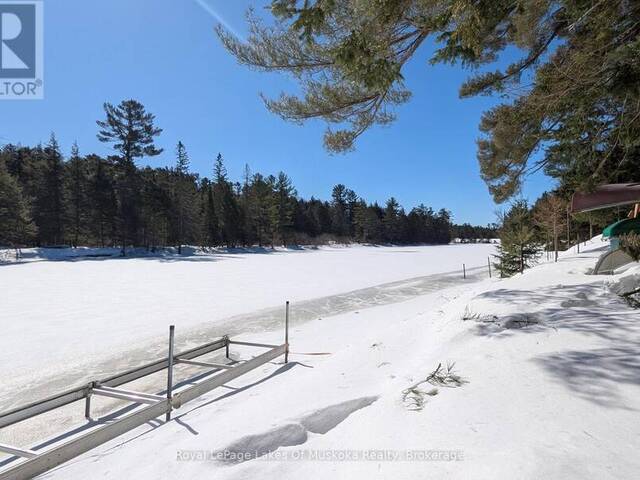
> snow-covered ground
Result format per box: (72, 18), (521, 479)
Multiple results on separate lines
(0, 245), (494, 394)
(3, 239), (640, 479)
(0, 244), (493, 410)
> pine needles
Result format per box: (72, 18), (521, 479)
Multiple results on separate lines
(402, 362), (466, 411)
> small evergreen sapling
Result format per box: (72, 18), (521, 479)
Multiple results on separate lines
(495, 200), (542, 277)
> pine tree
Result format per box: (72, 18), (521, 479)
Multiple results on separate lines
(495, 200), (541, 277)
(36, 133), (65, 245)
(172, 142), (198, 253)
(213, 154), (240, 247)
(344, 188), (358, 237)
(383, 197), (402, 243)
(0, 160), (36, 247)
(434, 208), (452, 244)
(273, 172), (297, 246)
(201, 180), (219, 246)
(139, 167), (172, 250)
(97, 100), (163, 168)
(249, 173), (274, 246)
(96, 99), (163, 254)
(64, 142), (88, 247)
(213, 153), (227, 184)
(2, 145), (42, 213)
(239, 164), (255, 246)
(175, 141), (189, 174)
(353, 199), (382, 243)
(219, 1), (640, 200)
(88, 155), (118, 247)
(330, 184), (349, 237)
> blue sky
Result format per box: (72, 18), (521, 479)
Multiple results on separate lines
(0, 0), (554, 225)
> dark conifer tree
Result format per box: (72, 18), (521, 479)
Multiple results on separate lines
(239, 164), (255, 246)
(383, 197), (402, 243)
(96, 99), (163, 254)
(97, 100), (163, 167)
(139, 167), (172, 250)
(201, 179), (219, 246)
(172, 141), (198, 253)
(64, 142), (88, 247)
(213, 154), (241, 247)
(0, 159), (36, 246)
(495, 200), (541, 277)
(273, 172), (296, 245)
(88, 155), (118, 247)
(36, 134), (65, 245)
(331, 184), (349, 237)
(248, 173), (275, 246)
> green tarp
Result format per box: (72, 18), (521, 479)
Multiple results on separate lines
(602, 218), (640, 238)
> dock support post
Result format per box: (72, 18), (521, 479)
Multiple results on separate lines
(487, 257), (492, 278)
(84, 384), (92, 421)
(463, 263), (466, 279)
(166, 325), (175, 422)
(285, 301), (290, 364)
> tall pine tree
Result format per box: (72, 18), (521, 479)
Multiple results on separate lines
(96, 99), (163, 254)
(213, 154), (240, 247)
(64, 142), (88, 247)
(36, 134), (65, 245)
(172, 141), (198, 253)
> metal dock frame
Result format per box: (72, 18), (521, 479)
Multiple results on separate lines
(0, 328), (288, 480)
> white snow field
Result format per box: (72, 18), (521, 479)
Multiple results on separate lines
(3, 239), (640, 479)
(0, 244), (494, 408)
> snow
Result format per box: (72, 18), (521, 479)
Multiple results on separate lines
(2, 239), (640, 479)
(0, 244), (493, 410)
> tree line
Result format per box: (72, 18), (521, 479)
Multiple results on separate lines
(0, 99), (494, 252)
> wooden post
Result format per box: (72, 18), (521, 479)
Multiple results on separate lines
(285, 301), (290, 364)
(487, 257), (492, 278)
(463, 263), (466, 279)
(225, 335), (230, 359)
(166, 325), (175, 422)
